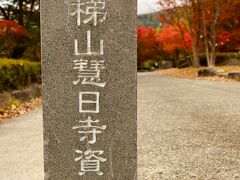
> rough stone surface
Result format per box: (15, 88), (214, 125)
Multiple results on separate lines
(41, 1), (137, 179)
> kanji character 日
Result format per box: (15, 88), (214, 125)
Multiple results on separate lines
(79, 91), (100, 113)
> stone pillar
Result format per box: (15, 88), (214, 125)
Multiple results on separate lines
(41, 0), (137, 179)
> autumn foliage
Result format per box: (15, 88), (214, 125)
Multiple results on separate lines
(0, 20), (26, 37)
(138, 0), (240, 67)
(156, 25), (191, 53)
(0, 20), (28, 58)
(137, 26), (157, 62)
(216, 0), (240, 52)
(0, 0), (40, 60)
(138, 24), (191, 62)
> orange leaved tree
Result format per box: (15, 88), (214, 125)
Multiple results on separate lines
(0, 20), (27, 58)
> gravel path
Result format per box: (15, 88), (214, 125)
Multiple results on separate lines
(138, 73), (240, 180)
(0, 73), (240, 180)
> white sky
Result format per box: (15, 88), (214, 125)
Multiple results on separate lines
(137, 0), (160, 15)
(0, 0), (160, 15)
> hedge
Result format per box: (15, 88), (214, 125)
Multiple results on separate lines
(0, 59), (41, 93)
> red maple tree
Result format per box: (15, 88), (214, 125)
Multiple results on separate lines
(216, 0), (240, 52)
(137, 26), (158, 62)
(0, 20), (26, 37)
(0, 20), (27, 58)
(156, 25), (191, 54)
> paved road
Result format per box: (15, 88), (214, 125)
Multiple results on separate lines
(138, 73), (240, 179)
(0, 73), (240, 179)
(0, 108), (44, 180)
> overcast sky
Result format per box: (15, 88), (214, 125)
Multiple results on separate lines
(0, 0), (160, 15)
(137, 0), (160, 15)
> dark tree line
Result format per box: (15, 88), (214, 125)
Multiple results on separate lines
(0, 0), (39, 26)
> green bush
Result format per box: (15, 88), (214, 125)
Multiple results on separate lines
(0, 59), (41, 93)
(138, 60), (157, 70)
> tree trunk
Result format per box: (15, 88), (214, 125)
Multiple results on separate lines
(189, 29), (200, 67)
(201, 0), (221, 68)
(192, 45), (200, 67)
(186, 0), (201, 67)
(17, 0), (24, 26)
(0, 6), (9, 19)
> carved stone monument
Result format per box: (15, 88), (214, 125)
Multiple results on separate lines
(41, 0), (137, 179)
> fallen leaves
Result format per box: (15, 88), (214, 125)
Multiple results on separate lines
(157, 67), (239, 82)
(0, 97), (42, 121)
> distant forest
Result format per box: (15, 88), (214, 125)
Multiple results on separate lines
(137, 12), (160, 28)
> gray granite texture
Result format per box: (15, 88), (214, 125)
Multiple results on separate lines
(41, 0), (137, 179)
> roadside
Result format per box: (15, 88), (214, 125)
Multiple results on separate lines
(0, 59), (42, 121)
(157, 66), (240, 82)
(0, 84), (42, 121)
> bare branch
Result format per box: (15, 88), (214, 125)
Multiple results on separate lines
(0, 5), (9, 19)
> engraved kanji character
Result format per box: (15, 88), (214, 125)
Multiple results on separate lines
(84, 0), (107, 26)
(71, 0), (107, 26)
(79, 91), (100, 113)
(74, 149), (107, 176)
(72, 116), (106, 144)
(73, 59), (106, 87)
(71, 0), (85, 26)
(74, 30), (104, 56)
